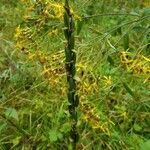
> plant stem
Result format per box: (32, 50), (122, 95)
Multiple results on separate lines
(63, 0), (79, 149)
(82, 13), (140, 19)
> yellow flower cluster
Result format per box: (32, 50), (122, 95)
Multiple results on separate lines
(80, 96), (114, 135)
(28, 50), (67, 94)
(14, 26), (33, 50)
(21, 0), (80, 21)
(76, 64), (99, 95)
(14, 0), (80, 52)
(20, 48), (114, 135)
(120, 51), (150, 82)
(102, 76), (112, 86)
(15, 0), (113, 135)
(25, 50), (100, 94)
(46, 2), (64, 19)
(142, 0), (150, 7)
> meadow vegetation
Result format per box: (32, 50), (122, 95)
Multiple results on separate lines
(0, 0), (150, 149)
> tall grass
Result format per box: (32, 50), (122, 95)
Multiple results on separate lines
(0, 0), (150, 149)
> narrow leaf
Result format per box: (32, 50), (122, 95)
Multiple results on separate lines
(122, 82), (135, 97)
(5, 107), (19, 121)
(107, 55), (114, 66)
(77, 20), (84, 35)
(123, 33), (129, 50)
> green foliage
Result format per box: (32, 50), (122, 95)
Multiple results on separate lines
(0, 0), (149, 149)
(140, 140), (150, 150)
(122, 82), (135, 98)
(5, 107), (19, 121)
(48, 129), (63, 142)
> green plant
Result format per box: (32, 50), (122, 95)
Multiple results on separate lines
(64, 0), (79, 149)
(0, 0), (150, 149)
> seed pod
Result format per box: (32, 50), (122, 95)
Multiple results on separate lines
(70, 33), (75, 50)
(64, 12), (69, 40)
(71, 111), (77, 121)
(65, 47), (72, 62)
(68, 105), (74, 115)
(70, 17), (75, 31)
(64, 28), (69, 40)
(123, 33), (129, 50)
(71, 65), (76, 77)
(70, 128), (79, 143)
(72, 51), (76, 63)
(67, 92), (74, 103)
(65, 0), (69, 10)
(74, 95), (79, 107)
(68, 78), (76, 91)
(64, 10), (69, 27)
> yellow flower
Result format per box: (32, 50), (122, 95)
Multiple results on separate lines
(103, 76), (112, 86)
(142, 0), (150, 7)
(48, 29), (58, 37)
(14, 26), (22, 38)
(28, 52), (36, 60)
(46, 2), (63, 19)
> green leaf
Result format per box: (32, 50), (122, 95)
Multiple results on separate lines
(12, 136), (21, 147)
(141, 8), (150, 16)
(48, 129), (63, 142)
(0, 122), (7, 133)
(48, 130), (58, 142)
(122, 82), (135, 98)
(60, 122), (71, 133)
(133, 123), (142, 132)
(140, 140), (150, 150)
(129, 11), (140, 16)
(5, 107), (19, 121)
(77, 20), (84, 35)
(57, 132), (63, 140)
(133, 26), (146, 32)
(107, 55), (114, 66)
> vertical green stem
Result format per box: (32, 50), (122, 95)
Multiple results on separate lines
(63, 0), (79, 149)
